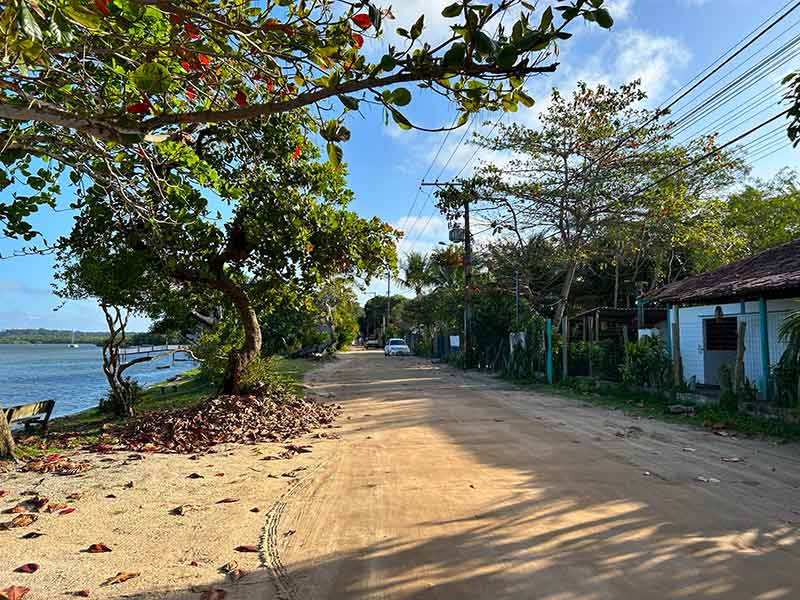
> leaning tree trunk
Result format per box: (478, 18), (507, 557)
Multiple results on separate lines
(553, 261), (578, 328)
(100, 304), (139, 417)
(0, 409), (16, 460)
(218, 278), (262, 396)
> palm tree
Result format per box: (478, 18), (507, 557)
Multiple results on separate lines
(399, 251), (429, 297)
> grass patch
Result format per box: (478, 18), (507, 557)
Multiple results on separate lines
(527, 377), (800, 442)
(13, 358), (317, 459)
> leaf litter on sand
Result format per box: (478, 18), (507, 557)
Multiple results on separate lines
(101, 571), (140, 586)
(0, 586), (30, 600)
(118, 382), (339, 453)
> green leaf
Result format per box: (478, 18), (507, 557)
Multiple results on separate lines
(18, 5), (43, 40)
(594, 9), (614, 29)
(443, 43), (466, 68)
(516, 90), (535, 108)
(390, 109), (412, 130)
(455, 111), (470, 128)
(442, 3), (462, 18)
(131, 62), (172, 94)
(327, 142), (343, 168)
(410, 15), (424, 39)
(495, 45), (518, 70)
(339, 95), (360, 111)
(379, 54), (397, 72)
(539, 7), (554, 31)
(474, 31), (494, 56)
(63, 5), (102, 30)
(390, 88), (412, 107)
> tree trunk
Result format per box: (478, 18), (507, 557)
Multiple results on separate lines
(219, 278), (262, 396)
(0, 409), (16, 460)
(613, 257), (620, 309)
(553, 260), (578, 328)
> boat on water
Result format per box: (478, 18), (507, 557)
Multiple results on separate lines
(67, 331), (80, 348)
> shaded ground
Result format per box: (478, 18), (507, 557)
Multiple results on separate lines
(273, 352), (800, 599)
(3, 351), (800, 599)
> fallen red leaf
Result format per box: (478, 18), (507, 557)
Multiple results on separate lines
(59, 507), (76, 516)
(351, 13), (372, 29)
(46, 503), (68, 513)
(235, 545), (258, 553)
(14, 564), (39, 574)
(87, 543), (112, 553)
(215, 472), (225, 477)
(43, 454), (61, 463)
(74, 590), (91, 597)
(0, 586), (30, 600)
(94, 0), (110, 16)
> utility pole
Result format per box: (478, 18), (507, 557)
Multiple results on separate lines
(421, 180), (474, 370)
(386, 268), (391, 341)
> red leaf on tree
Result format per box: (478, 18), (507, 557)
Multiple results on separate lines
(197, 55), (210, 67)
(292, 143), (302, 160)
(94, 0), (110, 16)
(59, 507), (76, 516)
(87, 543), (112, 553)
(126, 102), (151, 114)
(186, 88), (196, 101)
(184, 22), (201, 39)
(180, 60), (192, 71)
(169, 13), (182, 25)
(351, 13), (372, 30)
(352, 32), (364, 48)
(14, 564), (39, 574)
(235, 545), (258, 553)
(234, 91), (247, 107)
(0, 586), (30, 600)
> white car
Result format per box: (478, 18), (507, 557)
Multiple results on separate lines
(384, 338), (412, 356)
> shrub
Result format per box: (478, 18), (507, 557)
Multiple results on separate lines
(620, 335), (671, 389)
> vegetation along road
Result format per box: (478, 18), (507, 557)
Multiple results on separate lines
(272, 351), (800, 599)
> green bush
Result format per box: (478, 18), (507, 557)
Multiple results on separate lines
(620, 335), (671, 389)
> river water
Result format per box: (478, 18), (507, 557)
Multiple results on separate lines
(0, 344), (197, 419)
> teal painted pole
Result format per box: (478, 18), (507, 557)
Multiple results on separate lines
(546, 319), (553, 384)
(759, 298), (771, 400)
(666, 304), (672, 359)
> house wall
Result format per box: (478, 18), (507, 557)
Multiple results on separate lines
(674, 298), (798, 392)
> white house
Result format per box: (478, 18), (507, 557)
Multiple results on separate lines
(645, 239), (800, 398)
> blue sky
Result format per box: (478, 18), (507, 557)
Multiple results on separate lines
(1, 0), (797, 332)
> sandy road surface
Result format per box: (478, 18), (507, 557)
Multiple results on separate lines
(273, 351), (800, 600)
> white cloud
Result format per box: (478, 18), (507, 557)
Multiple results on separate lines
(613, 30), (691, 99)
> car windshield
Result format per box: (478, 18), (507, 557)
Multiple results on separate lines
(389, 339), (406, 346)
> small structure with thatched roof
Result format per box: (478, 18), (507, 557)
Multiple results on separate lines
(644, 239), (800, 397)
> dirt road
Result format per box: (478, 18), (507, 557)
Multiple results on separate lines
(271, 351), (800, 600)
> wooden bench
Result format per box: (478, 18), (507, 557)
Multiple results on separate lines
(4, 400), (55, 433)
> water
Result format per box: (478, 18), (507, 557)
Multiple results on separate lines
(0, 344), (197, 418)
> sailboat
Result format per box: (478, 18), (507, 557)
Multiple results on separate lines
(68, 330), (80, 348)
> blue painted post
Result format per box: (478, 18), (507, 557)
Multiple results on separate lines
(758, 298), (771, 400)
(546, 319), (553, 384)
(666, 304), (672, 359)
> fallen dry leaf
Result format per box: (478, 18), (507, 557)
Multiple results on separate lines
(216, 498), (239, 504)
(215, 472), (225, 477)
(4, 505), (26, 514)
(171, 505), (198, 516)
(188, 473), (204, 479)
(14, 564), (39, 574)
(0, 585), (30, 600)
(29, 497), (48, 511)
(67, 493), (82, 501)
(105, 494), (117, 499)
(235, 545), (258, 553)
(59, 507), (76, 516)
(20, 532), (44, 539)
(73, 590), (91, 597)
(87, 543), (112, 553)
(189, 560), (199, 567)
(46, 502), (68, 513)
(0, 490), (8, 498)
(101, 571), (140, 586)
(249, 507), (260, 513)
(10, 514), (37, 528)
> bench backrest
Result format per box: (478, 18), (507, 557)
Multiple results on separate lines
(4, 400), (55, 423)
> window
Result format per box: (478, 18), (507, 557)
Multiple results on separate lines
(705, 317), (738, 351)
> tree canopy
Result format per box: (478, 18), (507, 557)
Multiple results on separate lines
(0, 0), (617, 239)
